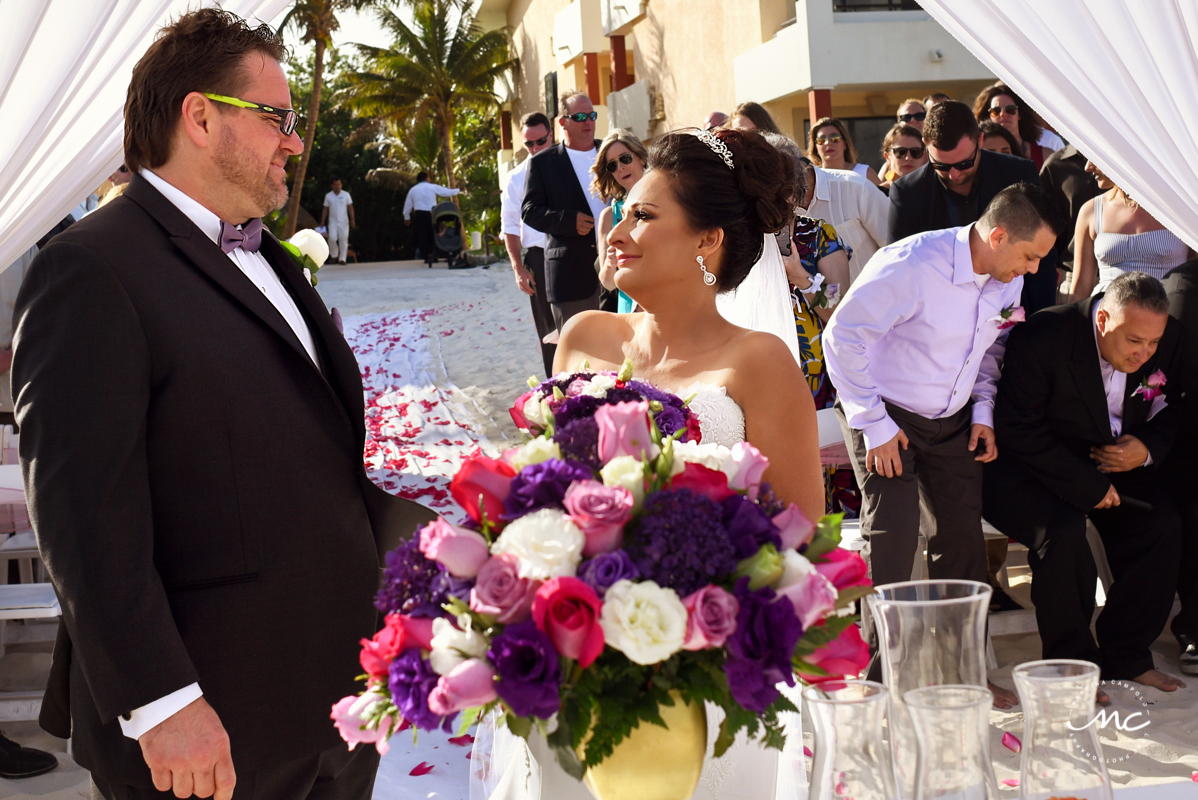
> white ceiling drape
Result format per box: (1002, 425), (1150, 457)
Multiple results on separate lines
(0, 0), (292, 269)
(916, 0), (1198, 252)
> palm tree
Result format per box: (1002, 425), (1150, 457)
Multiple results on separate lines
(276, 0), (382, 238)
(340, 0), (515, 191)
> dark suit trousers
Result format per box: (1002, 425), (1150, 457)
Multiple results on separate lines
(411, 210), (435, 264)
(1163, 445), (1198, 640)
(525, 247), (557, 377)
(90, 741), (378, 800)
(837, 401), (987, 588)
(982, 455), (1181, 678)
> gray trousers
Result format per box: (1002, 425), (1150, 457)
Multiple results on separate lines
(836, 400), (988, 589)
(550, 283), (602, 334)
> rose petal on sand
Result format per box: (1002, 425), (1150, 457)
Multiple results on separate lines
(803, 746), (813, 757)
(1001, 779), (1020, 788)
(1192, 772), (1198, 782)
(410, 762), (435, 776)
(449, 734), (476, 746)
(1002, 731), (1021, 753)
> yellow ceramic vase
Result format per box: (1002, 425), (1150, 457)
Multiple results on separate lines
(580, 694), (707, 800)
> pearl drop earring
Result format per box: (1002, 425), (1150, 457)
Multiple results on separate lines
(697, 255), (716, 286)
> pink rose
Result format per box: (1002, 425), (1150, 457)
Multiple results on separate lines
(776, 569), (838, 630)
(450, 454), (517, 524)
(797, 623), (871, 685)
(419, 517), (491, 578)
(427, 658), (498, 716)
(997, 305), (1026, 330)
(470, 554), (540, 623)
(684, 414), (703, 444)
(670, 462), (735, 502)
(566, 378), (590, 397)
(331, 693), (398, 756)
(773, 504), (815, 551)
(1133, 369), (1168, 401)
(596, 401), (660, 463)
(681, 585), (739, 650)
(813, 548), (870, 590)
(532, 577), (605, 667)
(563, 480), (633, 556)
(727, 442), (769, 498)
(359, 614), (435, 678)
(510, 391), (534, 429)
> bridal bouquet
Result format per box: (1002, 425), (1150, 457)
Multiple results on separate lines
(332, 363), (872, 775)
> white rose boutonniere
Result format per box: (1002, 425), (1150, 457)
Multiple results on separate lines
(283, 228), (330, 287)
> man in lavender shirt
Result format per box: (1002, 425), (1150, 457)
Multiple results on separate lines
(825, 183), (1059, 657)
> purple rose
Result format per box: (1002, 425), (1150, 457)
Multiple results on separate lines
(577, 550), (640, 597)
(487, 620), (562, 719)
(725, 580), (803, 712)
(470, 554), (540, 623)
(389, 649), (455, 731)
(722, 495), (781, 559)
(563, 480), (634, 556)
(681, 585), (739, 650)
(504, 459), (594, 519)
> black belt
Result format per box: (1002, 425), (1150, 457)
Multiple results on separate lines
(527, 246), (543, 253)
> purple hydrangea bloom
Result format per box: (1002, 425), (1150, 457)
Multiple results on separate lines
(725, 579), (803, 712)
(577, 550), (640, 597)
(488, 620), (562, 718)
(553, 417), (601, 471)
(389, 649), (455, 731)
(375, 534), (460, 617)
(722, 495), (782, 559)
(503, 459), (593, 518)
(627, 489), (737, 597)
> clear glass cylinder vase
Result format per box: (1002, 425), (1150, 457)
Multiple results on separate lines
(1012, 660), (1113, 800)
(866, 580), (992, 800)
(803, 680), (896, 800)
(905, 685), (999, 800)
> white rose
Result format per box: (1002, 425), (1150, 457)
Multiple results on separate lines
(777, 549), (817, 588)
(491, 508), (585, 580)
(600, 455), (646, 508)
(512, 438), (561, 470)
(429, 615), (489, 675)
(522, 395), (548, 428)
(670, 441), (734, 477)
(599, 580), (688, 665)
(580, 374), (617, 398)
(289, 228), (330, 268)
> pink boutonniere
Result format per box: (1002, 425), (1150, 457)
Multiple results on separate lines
(1132, 369), (1167, 401)
(990, 304), (1026, 330)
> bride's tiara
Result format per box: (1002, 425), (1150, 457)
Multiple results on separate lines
(696, 129), (735, 170)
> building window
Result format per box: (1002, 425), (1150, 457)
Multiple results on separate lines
(832, 0), (921, 11)
(545, 72), (558, 118)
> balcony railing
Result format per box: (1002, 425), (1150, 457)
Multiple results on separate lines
(833, 0), (921, 11)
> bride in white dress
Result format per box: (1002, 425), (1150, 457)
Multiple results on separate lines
(473, 128), (824, 800)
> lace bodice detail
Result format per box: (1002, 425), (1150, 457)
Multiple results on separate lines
(675, 382), (746, 447)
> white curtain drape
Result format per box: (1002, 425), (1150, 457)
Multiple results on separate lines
(915, 0), (1198, 253)
(0, 0), (292, 269)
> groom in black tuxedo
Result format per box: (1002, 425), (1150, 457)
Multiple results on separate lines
(982, 272), (1185, 689)
(13, 10), (433, 799)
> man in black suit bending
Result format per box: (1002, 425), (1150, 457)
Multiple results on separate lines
(982, 272), (1185, 691)
(13, 10), (434, 799)
(522, 90), (606, 331)
(888, 101), (1058, 314)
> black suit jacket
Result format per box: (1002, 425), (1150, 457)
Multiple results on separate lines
(991, 295), (1182, 511)
(1163, 260), (1198, 445)
(13, 175), (435, 786)
(1039, 144), (1101, 272)
(888, 148), (1058, 313)
(521, 140), (602, 305)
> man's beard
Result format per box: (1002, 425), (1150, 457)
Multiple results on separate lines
(213, 126), (289, 215)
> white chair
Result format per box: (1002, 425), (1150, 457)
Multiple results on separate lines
(0, 530), (43, 584)
(0, 583), (60, 723)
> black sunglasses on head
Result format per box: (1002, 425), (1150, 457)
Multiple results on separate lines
(605, 152), (635, 173)
(988, 104), (1019, 118)
(524, 133), (550, 148)
(889, 145), (925, 159)
(898, 111), (927, 123)
(929, 144), (980, 173)
(563, 111), (598, 123)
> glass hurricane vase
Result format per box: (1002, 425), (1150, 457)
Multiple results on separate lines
(905, 685), (999, 800)
(804, 679), (897, 800)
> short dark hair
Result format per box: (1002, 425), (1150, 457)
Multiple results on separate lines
(979, 182), (1065, 241)
(922, 101), (979, 150)
(520, 112), (551, 132)
(979, 121), (1022, 155)
(124, 8), (288, 173)
(331, 176), (342, 184)
(1101, 272), (1170, 316)
(417, 171), (429, 183)
(923, 92), (952, 107)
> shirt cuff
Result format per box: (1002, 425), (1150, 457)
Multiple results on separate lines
(861, 416), (901, 452)
(970, 402), (994, 430)
(119, 683), (203, 740)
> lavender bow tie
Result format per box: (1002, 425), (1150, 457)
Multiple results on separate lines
(218, 218), (263, 254)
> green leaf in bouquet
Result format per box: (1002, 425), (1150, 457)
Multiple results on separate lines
(457, 704), (490, 736)
(505, 712), (532, 740)
(804, 513), (845, 560)
(791, 656), (829, 678)
(793, 614), (857, 657)
(835, 585), (875, 610)
(547, 720), (586, 780)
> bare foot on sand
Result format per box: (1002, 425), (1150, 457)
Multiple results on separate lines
(1132, 669), (1186, 692)
(989, 681), (1018, 709)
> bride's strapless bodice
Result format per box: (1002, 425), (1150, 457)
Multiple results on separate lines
(674, 382), (745, 448)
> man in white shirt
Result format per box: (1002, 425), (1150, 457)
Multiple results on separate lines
(321, 177), (354, 264)
(796, 159), (889, 285)
(403, 171), (461, 266)
(501, 112), (556, 376)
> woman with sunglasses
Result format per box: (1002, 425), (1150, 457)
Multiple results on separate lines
(807, 117), (882, 187)
(971, 82), (1056, 169)
(878, 123), (927, 193)
(591, 129), (650, 313)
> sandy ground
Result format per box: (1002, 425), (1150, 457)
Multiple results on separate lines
(1, 259), (1194, 799)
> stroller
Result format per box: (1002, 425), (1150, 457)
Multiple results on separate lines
(432, 201), (470, 269)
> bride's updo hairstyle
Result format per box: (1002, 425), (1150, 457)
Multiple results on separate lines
(647, 128), (794, 292)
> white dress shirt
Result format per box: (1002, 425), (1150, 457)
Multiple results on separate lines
(799, 166), (890, 285)
(124, 169), (321, 739)
(824, 225), (1024, 450)
(403, 181), (460, 219)
(500, 159), (546, 249)
(565, 146), (607, 222)
(323, 190), (353, 228)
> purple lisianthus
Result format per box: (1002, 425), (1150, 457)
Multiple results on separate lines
(503, 459), (593, 519)
(376, 536), (464, 617)
(652, 404), (686, 438)
(487, 620), (562, 719)
(627, 489), (737, 597)
(577, 550), (640, 597)
(725, 579), (803, 712)
(553, 417), (601, 471)
(722, 494), (781, 560)
(389, 649), (455, 731)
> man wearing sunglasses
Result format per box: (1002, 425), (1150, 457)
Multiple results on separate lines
(888, 101), (1058, 314)
(12, 9), (434, 800)
(522, 91), (607, 330)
